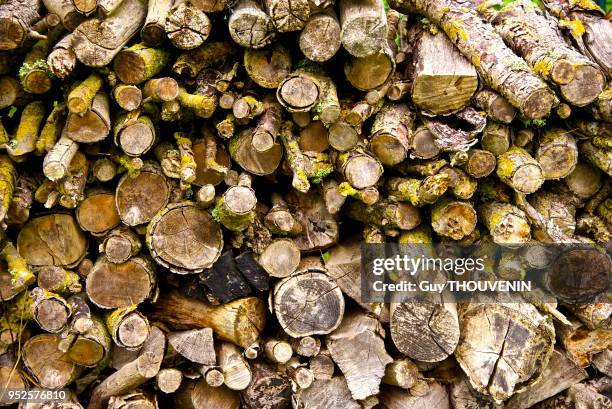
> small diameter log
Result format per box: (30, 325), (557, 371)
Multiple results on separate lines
(0, 76), (22, 110)
(410, 126), (441, 160)
(200, 250), (252, 303)
(37, 266), (82, 294)
(411, 29), (478, 115)
(455, 298), (555, 401)
(0, 366), (27, 406)
(243, 361), (292, 409)
(299, 121), (330, 153)
(472, 88), (516, 124)
(17, 213), (87, 267)
(18, 29), (57, 95)
(390, 0), (556, 120)
(423, 106), (485, 153)
(296, 377), (360, 409)
(150, 289), (266, 348)
(72, 0), (147, 67)
(177, 87), (216, 118)
(368, 103), (413, 166)
(30, 287), (71, 332)
(65, 317), (111, 367)
(347, 198), (421, 232)
(461, 148), (496, 178)
(286, 190), (340, 252)
(535, 128), (578, 179)
(76, 189), (120, 236)
(336, 149), (383, 190)
(114, 112), (156, 157)
(114, 44), (170, 85)
(143, 77), (179, 102)
(175, 380), (240, 409)
(41, 0), (82, 30)
(291, 336), (321, 357)
(115, 162), (170, 226)
(264, 0), (310, 32)
(213, 184), (257, 232)
(497, 147), (544, 194)
(67, 73), (103, 116)
(87, 326), (165, 409)
(47, 34), (77, 79)
(481, 121), (511, 156)
(0, 0), (41, 51)
(228, 0), (274, 49)
(327, 311), (392, 400)
(0, 155), (16, 224)
(386, 173), (450, 207)
(310, 353), (335, 380)
(166, 1), (211, 50)
(193, 132), (232, 185)
(106, 306), (150, 350)
(42, 136), (77, 181)
(259, 238), (301, 278)
(141, 0), (172, 46)
(480, 0), (605, 107)
(23, 333), (79, 389)
(233, 95), (264, 120)
(264, 338), (293, 364)
(34, 102), (65, 156)
(273, 267), (344, 338)
(230, 128), (282, 176)
(479, 201), (531, 245)
(580, 140), (612, 178)
(244, 45), (291, 90)
(6, 101), (45, 160)
(168, 328), (216, 365)
(101, 227), (140, 264)
(299, 8), (341, 62)
(157, 368), (183, 394)
(382, 358), (419, 390)
(86, 255), (156, 309)
(264, 194), (303, 235)
(430, 198), (477, 240)
(505, 349), (587, 409)
(62, 92), (111, 143)
(113, 85), (142, 112)
(216, 341), (252, 390)
(339, 0), (387, 58)
(147, 202), (223, 274)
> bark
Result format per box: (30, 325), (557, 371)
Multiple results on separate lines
(6, 101), (45, 160)
(299, 7), (341, 62)
(481, 121), (511, 156)
(165, 1), (211, 50)
(146, 201), (223, 273)
(87, 326), (165, 409)
(173, 41), (237, 78)
(386, 173), (451, 207)
(62, 92), (111, 143)
(347, 198), (421, 232)
(114, 112), (156, 157)
(368, 103), (413, 166)
(339, 0), (387, 58)
(411, 28), (478, 115)
(580, 140), (612, 177)
(47, 34), (76, 79)
(141, 0), (172, 46)
(228, 0), (275, 49)
(106, 306), (150, 350)
(0, 0), (42, 51)
(472, 88), (516, 124)
(149, 289), (266, 347)
(273, 266), (344, 338)
(72, 0), (147, 67)
(67, 73), (103, 116)
(114, 44), (170, 85)
(169, 328), (216, 365)
(85, 255), (156, 309)
(430, 198), (476, 240)
(497, 146), (545, 193)
(234, 251), (270, 292)
(479, 201), (531, 245)
(200, 250), (252, 303)
(115, 162), (170, 226)
(389, 0), (556, 119)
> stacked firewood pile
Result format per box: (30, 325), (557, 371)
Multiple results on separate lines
(0, 0), (610, 406)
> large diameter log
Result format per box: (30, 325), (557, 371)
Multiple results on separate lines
(299, 8), (342, 62)
(327, 311), (392, 400)
(244, 44), (292, 89)
(264, 0), (310, 32)
(480, 0), (605, 106)
(146, 202), (223, 274)
(149, 289), (266, 348)
(72, 0), (147, 67)
(86, 256), (156, 309)
(228, 0), (275, 49)
(243, 361), (292, 409)
(411, 29), (478, 115)
(339, 0), (387, 58)
(296, 377), (360, 409)
(175, 380), (239, 409)
(455, 298), (555, 402)
(165, 1), (211, 50)
(0, 0), (41, 51)
(17, 213), (87, 267)
(23, 333), (80, 389)
(285, 190), (340, 252)
(76, 189), (120, 236)
(389, 0), (556, 120)
(379, 382), (451, 409)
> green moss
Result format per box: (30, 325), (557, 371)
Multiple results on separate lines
(522, 118), (546, 127)
(210, 206), (221, 223)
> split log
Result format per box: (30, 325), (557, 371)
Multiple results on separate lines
(168, 328), (216, 365)
(296, 377), (360, 409)
(273, 265), (344, 338)
(216, 341), (252, 390)
(339, 0), (387, 58)
(115, 162), (170, 226)
(455, 296), (556, 401)
(327, 311), (392, 400)
(146, 202), (223, 273)
(149, 289), (266, 348)
(87, 326), (165, 409)
(72, 0), (147, 67)
(86, 255), (156, 309)
(228, 0), (275, 49)
(389, 0), (556, 120)
(299, 8), (341, 62)
(411, 28), (478, 115)
(62, 92), (111, 143)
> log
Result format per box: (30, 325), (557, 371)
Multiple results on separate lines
(200, 250), (252, 303)
(472, 88), (516, 124)
(243, 361), (292, 409)
(106, 306), (150, 350)
(497, 147), (545, 194)
(389, 0), (556, 120)
(535, 128), (578, 179)
(114, 44), (170, 85)
(23, 333), (80, 389)
(165, 1), (211, 50)
(430, 198), (476, 240)
(114, 112), (156, 157)
(157, 368), (183, 394)
(259, 238), (301, 278)
(62, 92), (111, 143)
(76, 189), (120, 236)
(285, 190), (339, 252)
(296, 377), (360, 409)
(216, 341), (252, 390)
(72, 0), (147, 67)
(149, 289), (266, 348)
(141, 0), (172, 46)
(168, 328), (216, 365)
(101, 226), (140, 264)
(65, 317), (111, 367)
(174, 379), (239, 409)
(479, 201), (531, 245)
(299, 7), (342, 62)
(339, 0), (387, 58)
(228, 0), (275, 49)
(244, 44), (292, 89)
(0, 0), (41, 51)
(379, 382), (451, 409)
(369, 103), (413, 166)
